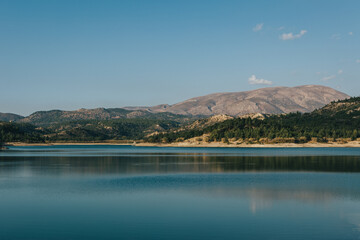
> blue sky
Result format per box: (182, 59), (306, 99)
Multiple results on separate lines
(1, 0), (359, 115)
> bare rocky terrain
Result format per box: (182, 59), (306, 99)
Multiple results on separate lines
(141, 85), (349, 116)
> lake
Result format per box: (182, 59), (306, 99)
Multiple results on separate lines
(1, 145), (360, 240)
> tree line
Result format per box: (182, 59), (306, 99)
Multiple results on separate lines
(0, 118), (182, 143)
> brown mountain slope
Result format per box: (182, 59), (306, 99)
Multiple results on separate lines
(145, 85), (349, 116)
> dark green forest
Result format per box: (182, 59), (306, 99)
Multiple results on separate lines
(0, 118), (181, 143)
(0, 122), (44, 143)
(44, 118), (180, 142)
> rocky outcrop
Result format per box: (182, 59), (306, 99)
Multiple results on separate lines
(187, 114), (234, 130)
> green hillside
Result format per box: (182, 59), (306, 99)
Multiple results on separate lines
(17, 108), (197, 126)
(0, 122), (44, 143)
(43, 118), (180, 142)
(0, 118), (184, 143)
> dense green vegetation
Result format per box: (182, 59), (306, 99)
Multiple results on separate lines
(146, 97), (360, 143)
(0, 122), (44, 143)
(16, 109), (197, 126)
(0, 118), (183, 143)
(43, 118), (180, 141)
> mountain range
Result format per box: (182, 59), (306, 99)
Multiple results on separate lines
(0, 85), (349, 125)
(132, 85), (349, 116)
(1, 95), (358, 144)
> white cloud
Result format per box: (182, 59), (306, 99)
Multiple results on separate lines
(248, 75), (272, 85)
(356, 59), (360, 63)
(331, 34), (341, 40)
(280, 30), (307, 40)
(278, 26), (285, 31)
(253, 23), (264, 32)
(349, 32), (353, 36)
(321, 75), (336, 81)
(319, 69), (343, 82)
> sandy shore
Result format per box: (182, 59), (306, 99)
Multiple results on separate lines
(5, 142), (134, 147)
(136, 141), (360, 148)
(5, 141), (360, 148)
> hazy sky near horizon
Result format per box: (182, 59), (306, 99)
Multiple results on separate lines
(1, 0), (359, 115)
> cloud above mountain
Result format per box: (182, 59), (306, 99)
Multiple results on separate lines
(280, 30), (307, 40)
(321, 75), (336, 82)
(248, 75), (272, 85)
(253, 23), (264, 32)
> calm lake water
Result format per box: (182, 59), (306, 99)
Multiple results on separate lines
(1, 145), (360, 240)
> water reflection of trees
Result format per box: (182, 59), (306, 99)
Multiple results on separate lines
(1, 155), (360, 175)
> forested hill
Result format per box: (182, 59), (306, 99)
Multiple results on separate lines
(0, 113), (24, 122)
(146, 97), (360, 144)
(0, 118), (184, 143)
(0, 108), (199, 144)
(313, 97), (360, 116)
(17, 108), (197, 126)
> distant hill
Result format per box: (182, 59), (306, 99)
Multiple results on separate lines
(18, 108), (196, 126)
(136, 85), (349, 116)
(0, 113), (24, 122)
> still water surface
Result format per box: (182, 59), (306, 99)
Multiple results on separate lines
(1, 145), (360, 239)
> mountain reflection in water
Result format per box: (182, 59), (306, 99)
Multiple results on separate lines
(1, 154), (360, 176)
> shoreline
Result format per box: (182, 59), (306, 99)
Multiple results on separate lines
(136, 142), (360, 148)
(5, 141), (360, 148)
(5, 142), (134, 147)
